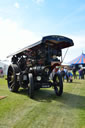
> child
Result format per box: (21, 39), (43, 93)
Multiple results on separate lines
(67, 70), (73, 82)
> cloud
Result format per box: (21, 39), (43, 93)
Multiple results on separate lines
(68, 35), (85, 49)
(33, 0), (44, 4)
(62, 34), (85, 63)
(14, 2), (20, 8)
(0, 17), (40, 60)
(0, 17), (85, 64)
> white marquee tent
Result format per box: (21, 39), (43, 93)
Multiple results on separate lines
(0, 60), (10, 75)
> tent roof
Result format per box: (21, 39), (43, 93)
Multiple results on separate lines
(69, 53), (85, 65)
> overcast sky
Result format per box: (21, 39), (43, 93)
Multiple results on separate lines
(0, 0), (85, 63)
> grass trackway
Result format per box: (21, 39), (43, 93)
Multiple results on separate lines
(0, 77), (85, 128)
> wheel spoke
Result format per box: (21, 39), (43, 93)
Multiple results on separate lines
(9, 71), (13, 75)
(10, 83), (14, 89)
(9, 80), (13, 84)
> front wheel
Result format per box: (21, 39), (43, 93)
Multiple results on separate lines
(28, 73), (34, 98)
(53, 73), (63, 96)
(7, 64), (20, 92)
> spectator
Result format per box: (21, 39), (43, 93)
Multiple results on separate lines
(81, 68), (84, 79)
(0, 68), (4, 77)
(67, 70), (73, 82)
(72, 67), (77, 79)
(65, 68), (69, 82)
(78, 68), (84, 79)
(78, 68), (82, 79)
(61, 67), (65, 81)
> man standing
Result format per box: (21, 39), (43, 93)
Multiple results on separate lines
(72, 67), (77, 79)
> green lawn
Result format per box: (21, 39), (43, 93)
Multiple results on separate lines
(0, 77), (85, 128)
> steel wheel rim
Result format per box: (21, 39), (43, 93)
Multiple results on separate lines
(8, 67), (15, 90)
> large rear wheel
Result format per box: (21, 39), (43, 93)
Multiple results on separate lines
(7, 64), (20, 92)
(28, 73), (34, 98)
(53, 73), (63, 96)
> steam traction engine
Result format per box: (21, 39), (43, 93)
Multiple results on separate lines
(7, 35), (74, 98)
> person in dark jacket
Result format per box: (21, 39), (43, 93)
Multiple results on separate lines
(61, 67), (65, 81)
(72, 67), (77, 79)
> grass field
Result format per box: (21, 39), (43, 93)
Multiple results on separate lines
(0, 77), (85, 128)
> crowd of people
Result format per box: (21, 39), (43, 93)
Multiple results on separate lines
(60, 67), (73, 83)
(59, 66), (85, 83)
(49, 65), (85, 83)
